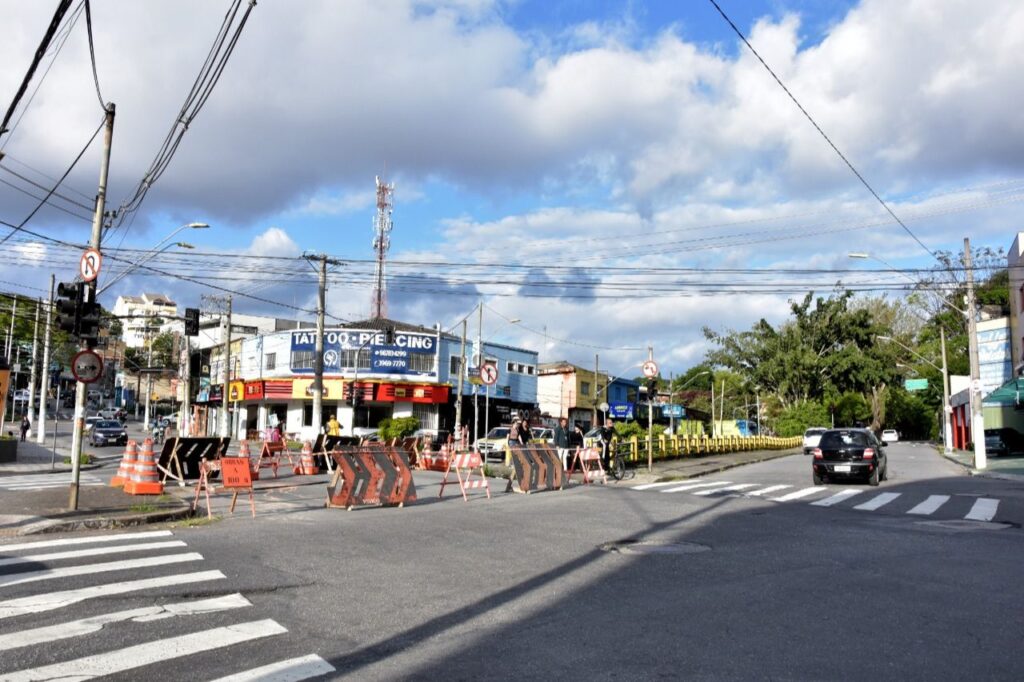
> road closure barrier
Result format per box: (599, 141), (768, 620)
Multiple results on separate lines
(507, 443), (564, 494)
(157, 437), (231, 485)
(294, 441), (318, 475)
(192, 456), (256, 519)
(124, 438), (163, 495)
(109, 440), (138, 487)
(439, 451), (491, 502)
(567, 446), (606, 485)
(257, 440), (292, 478)
(326, 444), (416, 510)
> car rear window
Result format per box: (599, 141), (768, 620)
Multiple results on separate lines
(805, 428), (826, 436)
(96, 421), (121, 429)
(819, 431), (871, 448)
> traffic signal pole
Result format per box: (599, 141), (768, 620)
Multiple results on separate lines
(69, 103), (114, 511)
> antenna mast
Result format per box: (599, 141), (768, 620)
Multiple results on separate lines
(371, 175), (394, 319)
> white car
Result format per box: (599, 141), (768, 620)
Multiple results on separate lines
(84, 416), (103, 433)
(803, 427), (827, 454)
(881, 429), (899, 443)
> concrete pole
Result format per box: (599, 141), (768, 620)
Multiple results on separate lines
(26, 298), (39, 435)
(220, 296), (232, 439)
(70, 102), (114, 511)
(312, 255), (326, 437)
(144, 324), (153, 429)
(646, 346), (653, 473)
(474, 302), (482, 444)
(37, 275), (54, 443)
(592, 353), (599, 426)
(181, 334), (191, 436)
(963, 238), (986, 469)
(940, 327), (952, 455)
(454, 319), (467, 436)
(5, 294), (16, 359)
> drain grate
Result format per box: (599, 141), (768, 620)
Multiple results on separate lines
(599, 539), (711, 555)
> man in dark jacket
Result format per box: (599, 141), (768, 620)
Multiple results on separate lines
(554, 417), (570, 469)
(599, 420), (615, 470)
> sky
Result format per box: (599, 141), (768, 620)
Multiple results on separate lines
(2, 0), (1023, 379)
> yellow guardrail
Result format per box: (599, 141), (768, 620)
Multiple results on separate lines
(618, 434), (801, 463)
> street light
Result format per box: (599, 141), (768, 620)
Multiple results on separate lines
(98, 222), (209, 294)
(877, 334), (952, 454)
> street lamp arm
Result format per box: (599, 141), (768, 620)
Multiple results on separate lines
(876, 335), (943, 373)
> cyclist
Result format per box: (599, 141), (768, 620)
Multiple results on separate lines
(599, 420), (615, 470)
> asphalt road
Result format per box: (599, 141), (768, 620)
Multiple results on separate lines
(2, 442), (1023, 680)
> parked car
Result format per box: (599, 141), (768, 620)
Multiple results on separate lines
(982, 428), (1024, 457)
(811, 428), (888, 486)
(803, 427), (828, 454)
(531, 427), (554, 444)
(881, 429), (899, 443)
(475, 426), (511, 461)
(83, 416), (103, 433)
(90, 419), (128, 447)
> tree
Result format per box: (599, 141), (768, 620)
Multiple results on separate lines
(150, 332), (178, 370)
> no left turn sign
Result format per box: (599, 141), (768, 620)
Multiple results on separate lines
(642, 360), (659, 378)
(80, 248), (102, 282)
(479, 364), (499, 386)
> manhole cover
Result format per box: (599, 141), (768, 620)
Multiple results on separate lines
(599, 539), (711, 555)
(916, 520), (1013, 532)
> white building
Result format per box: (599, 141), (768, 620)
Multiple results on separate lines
(112, 293), (178, 348)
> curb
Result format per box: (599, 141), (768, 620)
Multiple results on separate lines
(629, 448), (800, 485)
(12, 502), (193, 536)
(939, 451), (1024, 482)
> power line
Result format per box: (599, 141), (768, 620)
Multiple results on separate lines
(706, 0), (938, 261)
(83, 0), (105, 108)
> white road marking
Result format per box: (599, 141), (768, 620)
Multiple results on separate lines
(660, 481), (731, 493)
(0, 619), (287, 681)
(0, 552), (204, 588)
(631, 482), (682, 491)
(854, 493), (901, 511)
(0, 530), (173, 552)
(0, 593), (251, 652)
(0, 541), (188, 567)
(744, 484), (791, 497)
(209, 654), (337, 682)
(906, 495), (950, 516)
(0, 570), (225, 619)
(810, 489), (863, 507)
(692, 483), (758, 496)
(774, 487), (826, 502)
(964, 498), (999, 521)
(0, 474), (105, 491)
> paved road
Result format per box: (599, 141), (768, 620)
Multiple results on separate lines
(2, 442), (1022, 680)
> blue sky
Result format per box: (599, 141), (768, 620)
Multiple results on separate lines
(2, 0), (1023, 375)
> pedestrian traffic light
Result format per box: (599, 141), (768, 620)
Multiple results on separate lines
(55, 282), (83, 337)
(78, 288), (100, 348)
(184, 307), (199, 336)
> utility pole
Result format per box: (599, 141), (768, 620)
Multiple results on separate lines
(940, 327), (952, 455)
(27, 299), (39, 436)
(144, 320), (154, 430)
(221, 296), (232, 439)
(454, 319), (467, 436)
(5, 294), (16, 359)
(70, 102), (114, 511)
(303, 253), (341, 438)
(474, 302), (483, 444)
(181, 334), (190, 436)
(964, 238), (986, 469)
(646, 346), (654, 473)
(592, 353), (599, 426)
(37, 275), (54, 443)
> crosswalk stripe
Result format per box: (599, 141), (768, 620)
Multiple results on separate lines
(0, 570), (226, 619)
(0, 530), (173, 552)
(692, 483), (758, 496)
(745, 484), (790, 497)
(964, 498), (999, 521)
(811, 489), (863, 507)
(631, 482), (681, 491)
(4, 482), (105, 490)
(209, 654), (337, 682)
(774, 487), (825, 502)
(906, 495), (950, 516)
(0, 541), (188, 567)
(660, 481), (731, 493)
(0, 552), (204, 588)
(854, 492), (901, 511)
(1, 618), (288, 681)
(0, 593), (251, 652)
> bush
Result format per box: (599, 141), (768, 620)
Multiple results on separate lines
(775, 401), (831, 438)
(379, 416), (420, 442)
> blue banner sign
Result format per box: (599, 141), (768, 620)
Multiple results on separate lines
(290, 329), (436, 376)
(661, 404), (684, 418)
(608, 402), (634, 419)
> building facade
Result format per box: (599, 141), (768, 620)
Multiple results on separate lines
(112, 293), (178, 348)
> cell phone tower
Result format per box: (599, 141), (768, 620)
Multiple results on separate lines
(371, 175), (394, 319)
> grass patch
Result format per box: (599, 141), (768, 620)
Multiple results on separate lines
(171, 515), (220, 528)
(129, 502), (158, 514)
(61, 454), (94, 466)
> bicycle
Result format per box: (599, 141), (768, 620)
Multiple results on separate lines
(605, 441), (633, 481)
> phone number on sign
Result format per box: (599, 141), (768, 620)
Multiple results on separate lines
(375, 349), (408, 358)
(375, 360), (408, 368)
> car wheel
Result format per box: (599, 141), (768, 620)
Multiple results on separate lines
(868, 466), (880, 487)
(812, 470), (823, 486)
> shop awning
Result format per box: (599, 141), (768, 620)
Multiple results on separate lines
(982, 378), (1024, 407)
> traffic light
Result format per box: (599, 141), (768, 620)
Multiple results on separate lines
(646, 379), (658, 401)
(55, 282), (83, 338)
(184, 307), (199, 336)
(349, 382), (364, 408)
(78, 289), (100, 348)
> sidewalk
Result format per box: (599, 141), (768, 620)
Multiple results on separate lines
(621, 447), (801, 486)
(941, 448), (1024, 482)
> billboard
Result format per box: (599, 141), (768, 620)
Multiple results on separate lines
(290, 329), (436, 377)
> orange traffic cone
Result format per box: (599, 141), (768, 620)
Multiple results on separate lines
(124, 438), (164, 495)
(239, 440), (257, 480)
(110, 440), (138, 487)
(294, 440), (317, 475)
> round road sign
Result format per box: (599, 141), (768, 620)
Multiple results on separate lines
(79, 248), (102, 282)
(642, 360), (659, 378)
(599, 401), (609, 413)
(71, 349), (103, 384)
(479, 364), (499, 386)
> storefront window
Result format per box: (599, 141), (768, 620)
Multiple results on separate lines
(291, 350), (315, 370)
(408, 353), (435, 373)
(342, 349), (371, 369)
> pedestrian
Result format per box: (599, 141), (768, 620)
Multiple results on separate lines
(599, 419), (615, 470)
(508, 416), (526, 446)
(519, 413), (533, 444)
(19, 416), (30, 442)
(570, 421), (585, 450)
(554, 416), (570, 469)
(326, 414), (342, 437)
(459, 423), (469, 448)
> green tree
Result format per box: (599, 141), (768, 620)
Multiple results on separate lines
(775, 401), (830, 437)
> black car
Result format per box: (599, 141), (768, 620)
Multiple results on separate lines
(90, 419), (128, 447)
(811, 428), (888, 486)
(984, 428), (1024, 457)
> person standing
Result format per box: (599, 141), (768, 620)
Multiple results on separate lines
(509, 416), (526, 446)
(326, 414), (342, 437)
(599, 420), (615, 470)
(19, 416), (30, 442)
(554, 417), (570, 469)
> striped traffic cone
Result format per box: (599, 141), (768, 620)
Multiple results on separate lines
(124, 437), (164, 495)
(294, 440), (317, 475)
(109, 440), (138, 487)
(239, 440), (257, 480)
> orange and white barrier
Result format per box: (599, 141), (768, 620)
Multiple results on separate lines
(109, 440), (138, 487)
(439, 451), (491, 501)
(192, 456), (256, 519)
(567, 446), (606, 485)
(124, 438), (164, 495)
(294, 440), (318, 475)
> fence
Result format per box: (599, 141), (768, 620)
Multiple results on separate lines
(618, 433), (801, 464)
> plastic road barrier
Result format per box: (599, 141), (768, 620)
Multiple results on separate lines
(439, 451), (491, 502)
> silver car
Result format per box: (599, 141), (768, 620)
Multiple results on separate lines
(803, 427), (827, 454)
